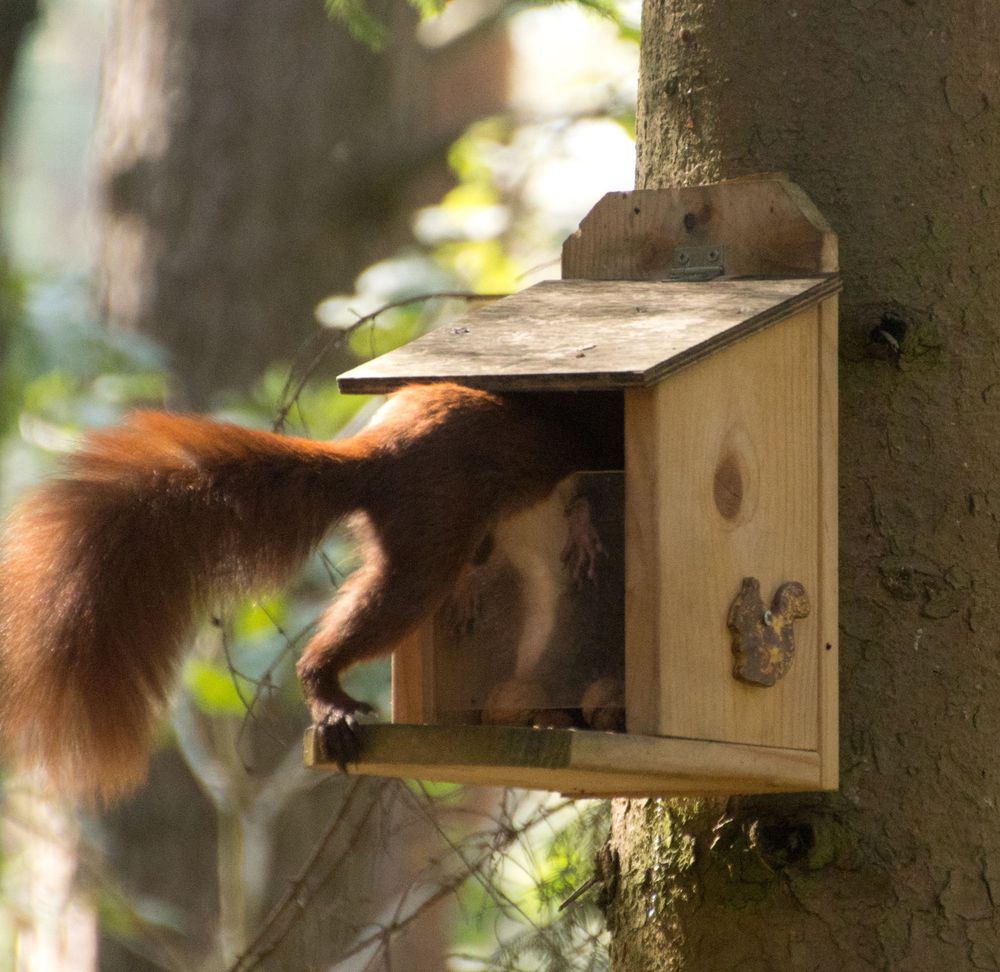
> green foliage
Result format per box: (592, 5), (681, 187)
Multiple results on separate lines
(557, 0), (640, 43)
(407, 778), (463, 799)
(325, 0), (387, 50)
(94, 884), (192, 944)
(0, 276), (169, 510)
(252, 365), (372, 440)
(0, 264), (26, 434)
(312, 249), (504, 401)
(292, 26), (636, 961)
(326, 0), (637, 50)
(232, 595), (288, 640)
(324, 0), (450, 51)
(0, 6), (639, 966)
(0, 272), (381, 727)
(534, 802), (609, 909)
(408, 0), (447, 18)
(447, 800), (610, 970)
(184, 658), (250, 717)
(345, 300), (428, 360)
(93, 890), (141, 940)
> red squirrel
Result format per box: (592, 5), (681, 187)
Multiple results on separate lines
(0, 382), (595, 799)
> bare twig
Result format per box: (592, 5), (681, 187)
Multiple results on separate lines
(330, 789), (592, 970)
(212, 606), (316, 764)
(558, 875), (601, 912)
(330, 841), (497, 968)
(403, 785), (571, 942)
(273, 290), (505, 433)
(227, 777), (390, 972)
(223, 777), (604, 972)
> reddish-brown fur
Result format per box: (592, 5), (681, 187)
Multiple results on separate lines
(0, 383), (584, 799)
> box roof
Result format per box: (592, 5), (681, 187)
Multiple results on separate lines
(337, 275), (840, 394)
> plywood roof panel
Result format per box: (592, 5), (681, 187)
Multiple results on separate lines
(338, 276), (841, 393)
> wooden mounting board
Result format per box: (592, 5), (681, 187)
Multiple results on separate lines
(304, 725), (823, 797)
(562, 177), (839, 280)
(337, 276), (840, 394)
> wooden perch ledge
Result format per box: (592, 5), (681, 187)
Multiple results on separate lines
(304, 724), (823, 798)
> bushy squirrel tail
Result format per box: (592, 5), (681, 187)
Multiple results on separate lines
(0, 412), (368, 799)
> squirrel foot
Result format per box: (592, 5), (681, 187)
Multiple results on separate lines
(310, 692), (374, 771)
(443, 564), (481, 634)
(560, 496), (604, 585)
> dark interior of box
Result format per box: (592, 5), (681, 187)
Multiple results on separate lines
(509, 388), (626, 471)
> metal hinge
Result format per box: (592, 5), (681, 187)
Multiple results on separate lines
(669, 244), (725, 281)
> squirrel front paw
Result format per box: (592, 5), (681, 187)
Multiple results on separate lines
(308, 691), (374, 771)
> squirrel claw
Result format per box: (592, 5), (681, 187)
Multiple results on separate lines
(561, 496), (604, 586)
(313, 697), (374, 771)
(444, 565), (481, 634)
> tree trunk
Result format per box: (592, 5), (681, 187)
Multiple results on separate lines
(608, 2), (1000, 968)
(0, 0), (37, 147)
(0, 0), (38, 425)
(92, 5), (507, 968)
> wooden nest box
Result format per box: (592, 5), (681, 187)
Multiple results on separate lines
(306, 176), (840, 797)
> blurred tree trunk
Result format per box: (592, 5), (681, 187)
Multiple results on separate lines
(93, 2), (508, 970)
(606, 2), (1000, 968)
(0, 0), (38, 422)
(1, 9), (100, 970)
(97, 0), (507, 404)
(0, 0), (36, 148)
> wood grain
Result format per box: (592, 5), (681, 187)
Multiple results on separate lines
(304, 725), (823, 795)
(622, 386), (661, 735)
(634, 307), (821, 750)
(391, 624), (436, 723)
(337, 276), (840, 394)
(561, 177), (839, 280)
(817, 295), (840, 789)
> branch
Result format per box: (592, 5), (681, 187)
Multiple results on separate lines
(272, 290), (506, 433)
(330, 787), (581, 968)
(227, 777), (389, 972)
(329, 841), (497, 968)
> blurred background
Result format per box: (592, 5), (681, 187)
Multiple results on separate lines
(0, 0), (637, 967)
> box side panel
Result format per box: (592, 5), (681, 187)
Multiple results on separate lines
(391, 623), (436, 723)
(651, 307), (820, 749)
(624, 387), (664, 734)
(818, 295), (840, 787)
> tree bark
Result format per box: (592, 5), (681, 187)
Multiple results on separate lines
(609, 2), (1000, 968)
